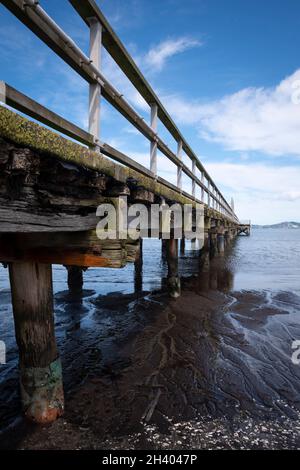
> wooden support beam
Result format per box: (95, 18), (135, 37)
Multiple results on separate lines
(209, 232), (217, 259)
(134, 238), (143, 295)
(0, 246), (111, 268)
(217, 234), (225, 256)
(0, 232), (129, 268)
(9, 262), (64, 423)
(125, 239), (140, 263)
(166, 238), (181, 298)
(180, 237), (185, 255)
(224, 231), (229, 248)
(161, 238), (167, 260)
(66, 266), (84, 294)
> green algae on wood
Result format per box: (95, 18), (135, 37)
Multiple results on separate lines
(0, 106), (196, 207)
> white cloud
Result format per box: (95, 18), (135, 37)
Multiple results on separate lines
(204, 162), (300, 224)
(144, 37), (202, 71)
(164, 69), (300, 158)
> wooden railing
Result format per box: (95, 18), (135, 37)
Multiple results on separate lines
(1, 0), (239, 223)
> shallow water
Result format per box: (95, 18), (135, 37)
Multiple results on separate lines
(1, 229), (300, 449)
(230, 229), (300, 293)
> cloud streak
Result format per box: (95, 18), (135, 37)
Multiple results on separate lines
(144, 37), (202, 71)
(101, 36), (202, 112)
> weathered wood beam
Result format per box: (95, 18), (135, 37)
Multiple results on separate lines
(0, 232), (140, 268)
(0, 246), (112, 268)
(9, 262), (64, 423)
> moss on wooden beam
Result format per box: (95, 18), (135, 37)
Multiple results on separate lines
(0, 106), (194, 207)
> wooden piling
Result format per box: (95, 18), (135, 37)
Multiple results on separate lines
(180, 237), (185, 255)
(200, 231), (210, 272)
(161, 238), (167, 260)
(134, 238), (143, 295)
(217, 234), (225, 255)
(66, 265), (84, 295)
(224, 231), (229, 248)
(166, 238), (181, 298)
(9, 262), (64, 423)
(209, 232), (217, 259)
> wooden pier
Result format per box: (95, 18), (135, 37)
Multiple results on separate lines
(0, 0), (249, 424)
(237, 221), (251, 236)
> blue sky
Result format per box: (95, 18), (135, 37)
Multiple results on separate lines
(1, 0), (300, 224)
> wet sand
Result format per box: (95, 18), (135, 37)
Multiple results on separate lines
(1, 261), (300, 450)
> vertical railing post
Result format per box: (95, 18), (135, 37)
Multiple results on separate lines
(88, 17), (102, 151)
(177, 140), (182, 190)
(150, 103), (158, 175)
(201, 172), (205, 202)
(192, 159), (196, 199)
(207, 181), (211, 208)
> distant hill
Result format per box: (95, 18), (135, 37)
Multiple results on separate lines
(252, 222), (300, 229)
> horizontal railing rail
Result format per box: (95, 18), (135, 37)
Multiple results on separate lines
(1, 0), (239, 223)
